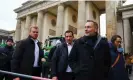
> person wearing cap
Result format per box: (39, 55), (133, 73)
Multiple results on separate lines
(11, 26), (44, 80)
(0, 38), (14, 80)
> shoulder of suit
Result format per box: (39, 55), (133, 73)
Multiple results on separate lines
(75, 36), (85, 44)
(16, 38), (28, 46)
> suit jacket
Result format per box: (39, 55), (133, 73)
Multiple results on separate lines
(51, 42), (70, 77)
(68, 36), (111, 80)
(11, 36), (44, 76)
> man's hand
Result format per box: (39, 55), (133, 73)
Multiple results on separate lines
(41, 58), (46, 62)
(52, 77), (58, 80)
(13, 77), (20, 80)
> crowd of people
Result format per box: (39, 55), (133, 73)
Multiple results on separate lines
(0, 20), (132, 80)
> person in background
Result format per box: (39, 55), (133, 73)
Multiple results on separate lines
(108, 35), (129, 80)
(0, 38), (14, 80)
(51, 30), (75, 80)
(48, 40), (62, 62)
(125, 53), (132, 75)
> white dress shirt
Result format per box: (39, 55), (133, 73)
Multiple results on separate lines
(33, 39), (39, 67)
(66, 43), (73, 72)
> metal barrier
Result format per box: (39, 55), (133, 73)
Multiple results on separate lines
(0, 70), (51, 80)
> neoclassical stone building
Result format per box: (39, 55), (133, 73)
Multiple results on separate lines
(117, 4), (133, 54)
(14, 0), (122, 47)
(0, 29), (15, 43)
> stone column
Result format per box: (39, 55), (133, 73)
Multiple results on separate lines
(123, 18), (132, 54)
(24, 15), (31, 39)
(42, 13), (49, 44)
(86, 1), (93, 21)
(56, 4), (64, 36)
(31, 17), (37, 26)
(15, 19), (21, 41)
(106, 1), (117, 40)
(37, 11), (44, 41)
(77, 1), (86, 38)
(117, 15), (124, 47)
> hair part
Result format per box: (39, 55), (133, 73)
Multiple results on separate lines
(87, 20), (98, 29)
(64, 30), (74, 37)
(111, 35), (122, 43)
(29, 25), (38, 32)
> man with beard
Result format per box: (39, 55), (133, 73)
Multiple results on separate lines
(11, 26), (44, 80)
(68, 20), (111, 80)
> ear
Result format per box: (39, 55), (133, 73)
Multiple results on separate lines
(94, 28), (98, 32)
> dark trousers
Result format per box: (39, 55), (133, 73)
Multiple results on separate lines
(126, 65), (132, 74)
(42, 62), (50, 78)
(75, 75), (90, 80)
(57, 72), (75, 80)
(0, 66), (12, 80)
(20, 67), (41, 80)
(32, 67), (41, 77)
(0, 74), (12, 80)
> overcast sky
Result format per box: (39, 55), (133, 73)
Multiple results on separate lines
(0, 0), (28, 31)
(0, 0), (132, 34)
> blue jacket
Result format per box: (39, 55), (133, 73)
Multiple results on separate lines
(108, 42), (129, 80)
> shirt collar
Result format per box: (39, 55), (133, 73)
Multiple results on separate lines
(31, 38), (38, 43)
(67, 42), (74, 46)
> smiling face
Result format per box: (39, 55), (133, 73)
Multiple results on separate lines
(85, 21), (98, 36)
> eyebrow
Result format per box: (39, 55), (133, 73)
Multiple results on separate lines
(85, 26), (91, 27)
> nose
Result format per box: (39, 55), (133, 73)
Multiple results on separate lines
(67, 37), (70, 40)
(85, 27), (87, 31)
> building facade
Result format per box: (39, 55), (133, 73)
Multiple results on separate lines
(14, 0), (121, 45)
(117, 4), (133, 54)
(0, 29), (15, 43)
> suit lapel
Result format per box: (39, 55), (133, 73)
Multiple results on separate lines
(63, 43), (68, 57)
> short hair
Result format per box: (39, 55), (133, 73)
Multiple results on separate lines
(87, 20), (98, 29)
(29, 26), (38, 32)
(111, 35), (122, 43)
(64, 30), (74, 36)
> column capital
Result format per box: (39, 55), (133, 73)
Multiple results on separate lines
(37, 10), (44, 14)
(57, 3), (64, 6)
(26, 14), (31, 17)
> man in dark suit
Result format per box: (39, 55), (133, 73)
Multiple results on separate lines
(51, 30), (75, 80)
(68, 20), (111, 80)
(11, 26), (44, 80)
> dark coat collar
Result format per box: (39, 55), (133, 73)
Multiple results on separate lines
(5, 45), (14, 50)
(80, 34), (98, 43)
(26, 36), (40, 46)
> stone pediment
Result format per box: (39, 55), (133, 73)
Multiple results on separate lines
(14, 1), (66, 18)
